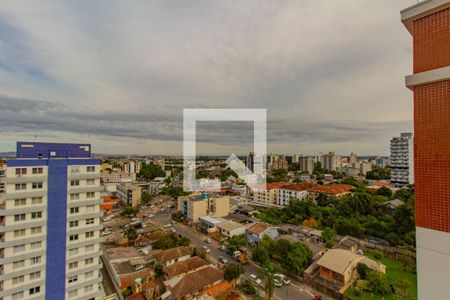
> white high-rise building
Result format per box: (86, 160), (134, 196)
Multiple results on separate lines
(0, 142), (103, 300)
(390, 133), (414, 187)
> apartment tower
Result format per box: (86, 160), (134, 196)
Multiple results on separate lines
(0, 142), (103, 300)
(390, 132), (414, 187)
(401, 1), (450, 298)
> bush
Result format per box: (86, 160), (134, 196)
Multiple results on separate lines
(356, 263), (370, 279)
(372, 250), (384, 260)
(367, 271), (392, 295)
(241, 279), (257, 296)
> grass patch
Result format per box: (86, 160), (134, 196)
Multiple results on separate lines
(345, 252), (417, 300)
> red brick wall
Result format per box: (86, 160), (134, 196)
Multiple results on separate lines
(413, 8), (450, 73)
(414, 80), (450, 232)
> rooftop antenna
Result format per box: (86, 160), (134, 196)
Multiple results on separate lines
(34, 135), (37, 142)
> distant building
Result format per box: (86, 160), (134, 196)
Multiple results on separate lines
(276, 185), (308, 206)
(177, 193), (230, 222)
(103, 171), (136, 183)
(252, 182), (290, 205)
(390, 132), (414, 187)
(117, 182), (142, 206)
(298, 155), (316, 174)
(320, 152), (341, 171)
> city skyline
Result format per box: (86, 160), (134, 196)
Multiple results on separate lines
(0, 1), (415, 155)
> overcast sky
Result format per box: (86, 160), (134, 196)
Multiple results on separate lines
(0, 0), (415, 156)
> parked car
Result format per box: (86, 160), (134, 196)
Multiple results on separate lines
(313, 296), (326, 300)
(101, 230), (112, 236)
(275, 273), (291, 285)
(204, 238), (212, 244)
(218, 256), (228, 264)
(249, 274), (261, 285)
(131, 217), (139, 222)
(103, 216), (112, 222)
(274, 279), (283, 288)
(219, 245), (226, 251)
(170, 228), (176, 233)
(202, 245), (211, 253)
(120, 224), (128, 229)
(148, 214), (155, 218)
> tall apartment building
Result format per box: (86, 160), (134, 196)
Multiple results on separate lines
(401, 1), (450, 298)
(390, 132), (414, 187)
(0, 142), (103, 300)
(320, 152), (341, 171)
(177, 193), (229, 222)
(298, 155), (315, 174)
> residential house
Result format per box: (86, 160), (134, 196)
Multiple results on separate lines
(245, 222), (279, 245)
(217, 220), (247, 238)
(164, 256), (208, 279)
(153, 246), (192, 267)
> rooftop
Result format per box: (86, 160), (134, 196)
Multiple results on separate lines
(106, 247), (141, 261)
(281, 183), (354, 195)
(165, 265), (223, 299)
(246, 222), (275, 235)
(164, 256), (208, 278)
(199, 216), (227, 225)
(153, 246), (192, 264)
(217, 220), (246, 232)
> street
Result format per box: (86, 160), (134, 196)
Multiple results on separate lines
(150, 209), (315, 300)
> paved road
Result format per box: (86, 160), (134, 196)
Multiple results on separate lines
(151, 210), (315, 300)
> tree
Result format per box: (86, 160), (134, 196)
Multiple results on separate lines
(154, 263), (164, 277)
(226, 235), (248, 253)
(282, 242), (312, 275)
(138, 162), (165, 181)
(241, 279), (257, 296)
(376, 186), (392, 197)
(121, 206), (138, 217)
(141, 192), (153, 205)
(223, 263), (243, 282)
(321, 227), (336, 248)
(367, 271), (391, 295)
(252, 246), (270, 265)
(356, 263), (370, 280)
(123, 227), (138, 241)
(260, 263), (280, 300)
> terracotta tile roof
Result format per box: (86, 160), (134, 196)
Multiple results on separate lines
(120, 268), (153, 289)
(281, 183), (354, 195)
(153, 246), (192, 264)
(126, 293), (146, 300)
(254, 182), (291, 190)
(164, 256), (208, 278)
(167, 265), (223, 299)
(246, 222), (272, 234)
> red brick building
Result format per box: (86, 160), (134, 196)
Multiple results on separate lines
(401, 1), (450, 298)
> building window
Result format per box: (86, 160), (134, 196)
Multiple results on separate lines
(32, 182), (43, 189)
(85, 271), (94, 279)
(29, 286), (40, 295)
(69, 220), (79, 228)
(86, 192), (95, 198)
(15, 183), (26, 190)
(85, 257), (94, 265)
(69, 248), (78, 257)
(85, 231), (94, 238)
(86, 218), (94, 225)
(70, 180), (80, 186)
(68, 275), (78, 283)
(70, 166), (80, 174)
(31, 197), (43, 204)
(68, 290), (78, 298)
(15, 168), (27, 175)
(29, 271), (41, 280)
(13, 244), (25, 253)
(70, 207), (79, 214)
(14, 198), (26, 206)
(31, 211), (42, 219)
(30, 241), (42, 250)
(12, 291), (24, 300)
(14, 229), (26, 237)
(32, 167), (43, 174)
(31, 226), (42, 234)
(30, 256), (41, 265)
(70, 193), (80, 200)
(86, 179), (95, 185)
(14, 214), (26, 222)
(84, 284), (94, 293)
(69, 234), (79, 241)
(85, 244), (94, 252)
(69, 262), (78, 269)
(13, 260), (25, 269)
(87, 166), (95, 172)
(12, 275), (25, 285)
(86, 205), (95, 212)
